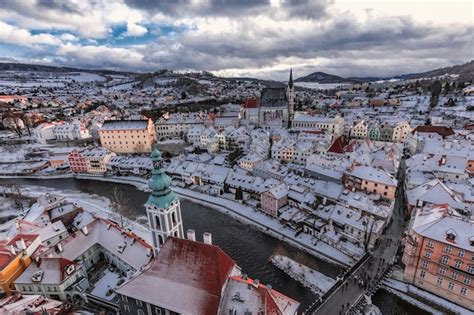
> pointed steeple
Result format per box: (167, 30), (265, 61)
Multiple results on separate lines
(146, 148), (177, 209)
(288, 68), (294, 89)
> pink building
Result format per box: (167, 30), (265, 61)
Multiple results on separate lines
(260, 184), (288, 217)
(68, 149), (87, 173)
(402, 204), (474, 311)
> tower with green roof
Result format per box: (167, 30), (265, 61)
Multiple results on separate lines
(145, 148), (184, 253)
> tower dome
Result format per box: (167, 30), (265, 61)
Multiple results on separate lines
(146, 148), (178, 209)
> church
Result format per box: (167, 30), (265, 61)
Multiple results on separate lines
(258, 69), (295, 128)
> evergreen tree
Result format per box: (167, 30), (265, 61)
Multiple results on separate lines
(430, 80), (442, 108)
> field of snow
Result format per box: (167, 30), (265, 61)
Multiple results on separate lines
(270, 254), (336, 295)
(65, 72), (106, 82)
(294, 82), (350, 90)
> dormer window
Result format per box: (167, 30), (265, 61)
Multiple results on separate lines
(469, 236), (474, 247)
(446, 229), (457, 242)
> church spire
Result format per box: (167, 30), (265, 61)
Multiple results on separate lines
(145, 148), (184, 253)
(288, 68), (294, 89)
(146, 148), (177, 210)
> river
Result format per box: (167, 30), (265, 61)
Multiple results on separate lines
(0, 178), (429, 314)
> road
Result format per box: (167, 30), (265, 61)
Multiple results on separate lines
(306, 159), (408, 315)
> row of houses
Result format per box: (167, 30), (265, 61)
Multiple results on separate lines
(33, 121), (90, 143)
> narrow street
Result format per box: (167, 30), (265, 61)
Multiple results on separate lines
(307, 159), (408, 315)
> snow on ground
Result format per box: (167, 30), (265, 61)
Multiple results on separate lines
(90, 270), (122, 301)
(294, 82), (350, 90)
(381, 286), (444, 315)
(383, 278), (471, 315)
(270, 254), (335, 295)
(66, 72), (106, 82)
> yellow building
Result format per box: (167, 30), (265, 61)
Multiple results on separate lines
(82, 147), (115, 174)
(98, 119), (156, 154)
(0, 234), (41, 294)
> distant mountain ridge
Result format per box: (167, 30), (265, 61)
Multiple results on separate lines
(295, 60), (473, 83)
(0, 62), (137, 76)
(1, 60), (472, 84)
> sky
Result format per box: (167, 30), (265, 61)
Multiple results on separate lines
(0, 0), (472, 80)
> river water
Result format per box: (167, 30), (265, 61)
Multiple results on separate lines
(0, 178), (428, 314)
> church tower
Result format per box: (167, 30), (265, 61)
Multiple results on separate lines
(287, 68), (295, 116)
(145, 148), (184, 254)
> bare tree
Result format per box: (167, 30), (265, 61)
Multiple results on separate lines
(111, 186), (133, 228)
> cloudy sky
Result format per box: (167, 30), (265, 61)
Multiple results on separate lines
(0, 0), (472, 80)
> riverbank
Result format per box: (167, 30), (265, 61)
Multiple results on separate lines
(0, 173), (353, 266)
(382, 278), (471, 315)
(270, 254), (336, 296)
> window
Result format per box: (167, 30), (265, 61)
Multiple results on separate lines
(454, 260), (462, 269)
(421, 260), (429, 269)
(137, 310), (144, 315)
(448, 282), (455, 290)
(436, 277), (443, 286)
(155, 308), (162, 315)
(439, 267), (447, 275)
(463, 276), (471, 285)
(468, 265), (474, 274)
(451, 271), (458, 280)
(121, 295), (128, 302)
(425, 250), (432, 258)
(124, 305), (130, 312)
(420, 271), (426, 278)
(460, 287), (467, 295)
(441, 256), (449, 264)
(458, 250), (465, 258)
(445, 245), (452, 253)
(427, 239), (434, 247)
(136, 299), (142, 306)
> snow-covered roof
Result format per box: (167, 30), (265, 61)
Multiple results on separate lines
(347, 165), (398, 186)
(99, 119), (148, 131)
(116, 237), (236, 315)
(43, 218), (152, 272)
(15, 257), (77, 285)
(411, 205), (474, 251)
(219, 276), (300, 315)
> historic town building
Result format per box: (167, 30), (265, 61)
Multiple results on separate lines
(98, 119), (155, 154)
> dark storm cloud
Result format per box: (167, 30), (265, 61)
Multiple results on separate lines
(124, 0), (270, 16)
(36, 0), (81, 14)
(281, 0), (331, 19)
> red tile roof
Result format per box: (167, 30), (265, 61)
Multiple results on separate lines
(0, 241), (17, 270)
(116, 237), (236, 314)
(244, 99), (260, 108)
(412, 125), (455, 138)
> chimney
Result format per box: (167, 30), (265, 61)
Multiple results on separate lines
(82, 226), (89, 236)
(187, 229), (196, 242)
(57, 243), (63, 253)
(203, 232), (212, 245)
(17, 238), (26, 250)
